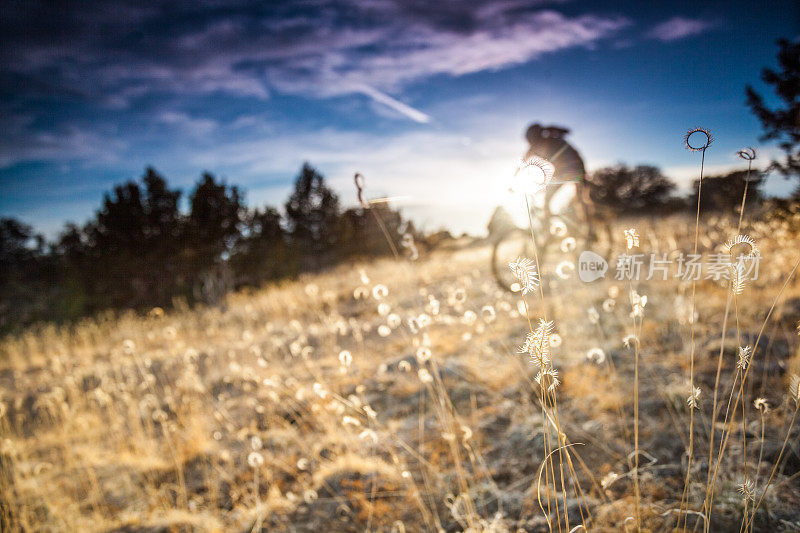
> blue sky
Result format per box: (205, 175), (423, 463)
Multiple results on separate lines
(1, 0), (798, 236)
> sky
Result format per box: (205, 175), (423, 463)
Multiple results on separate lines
(1, 0), (798, 237)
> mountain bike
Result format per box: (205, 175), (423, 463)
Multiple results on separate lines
(491, 181), (608, 291)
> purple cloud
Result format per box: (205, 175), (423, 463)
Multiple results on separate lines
(1, 1), (629, 116)
(647, 16), (716, 41)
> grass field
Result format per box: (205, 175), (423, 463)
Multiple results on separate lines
(1, 211), (799, 532)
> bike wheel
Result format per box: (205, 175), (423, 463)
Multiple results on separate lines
(492, 228), (537, 291)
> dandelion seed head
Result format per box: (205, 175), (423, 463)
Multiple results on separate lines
(247, 451), (264, 468)
(359, 429), (378, 443)
(622, 334), (638, 349)
(387, 313), (402, 328)
(372, 284), (389, 300)
(313, 382), (327, 399)
(353, 286), (369, 300)
(417, 314), (432, 328)
(555, 261), (575, 279)
(342, 415), (360, 426)
(561, 237), (577, 253)
(753, 398), (769, 412)
(462, 310), (477, 325)
(586, 347), (606, 364)
(550, 219), (567, 237)
(415, 347), (431, 363)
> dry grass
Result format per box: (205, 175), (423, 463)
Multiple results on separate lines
(1, 212), (800, 532)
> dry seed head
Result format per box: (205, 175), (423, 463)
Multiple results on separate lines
(738, 478), (756, 501)
(535, 368), (560, 392)
(684, 127), (713, 151)
(387, 313), (401, 328)
(418, 368), (433, 383)
(586, 347), (606, 364)
(247, 451), (264, 468)
(723, 234), (759, 259)
(550, 219), (567, 237)
(623, 228), (639, 250)
(415, 347), (431, 363)
(737, 346), (752, 370)
(687, 386), (701, 409)
(790, 374), (800, 405)
(514, 156), (555, 194)
(508, 257), (539, 294)
(555, 261), (575, 279)
(753, 398), (769, 412)
(731, 261), (747, 295)
(737, 147), (756, 161)
(372, 284), (389, 300)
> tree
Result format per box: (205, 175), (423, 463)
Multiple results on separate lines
(186, 173), (245, 302)
(746, 38), (800, 193)
(284, 163), (341, 270)
(690, 169), (765, 212)
(231, 207), (294, 285)
(585, 164), (676, 213)
(0, 218), (58, 329)
(87, 167), (184, 308)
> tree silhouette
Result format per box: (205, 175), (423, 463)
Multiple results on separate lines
(746, 38), (800, 193)
(690, 169), (765, 212)
(187, 173), (245, 301)
(284, 163), (341, 270)
(86, 167), (184, 307)
(586, 164), (676, 213)
(232, 207), (294, 285)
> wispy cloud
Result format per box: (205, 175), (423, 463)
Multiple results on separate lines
(647, 16), (717, 41)
(356, 85), (431, 124)
(1, 2), (628, 126)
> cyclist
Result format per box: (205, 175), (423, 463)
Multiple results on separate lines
(523, 123), (593, 240)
